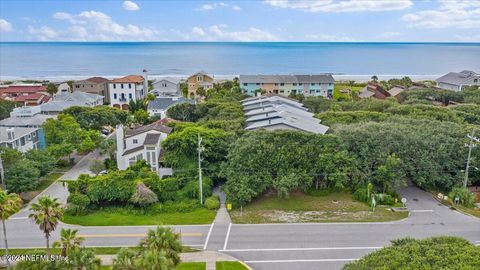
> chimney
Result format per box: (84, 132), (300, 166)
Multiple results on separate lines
(116, 125), (125, 170)
(143, 69), (148, 98)
(7, 128), (15, 140)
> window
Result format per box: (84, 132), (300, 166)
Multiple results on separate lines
(113, 93), (117, 99)
(113, 84), (116, 89)
(129, 93), (133, 99)
(474, 79), (478, 83)
(121, 84), (124, 89)
(299, 83), (303, 86)
(280, 83), (285, 86)
(293, 83), (297, 86)
(129, 84), (132, 89)
(197, 76), (203, 82)
(75, 85), (79, 88)
(274, 83), (278, 86)
(129, 157), (136, 166)
(256, 83), (260, 85)
(243, 83), (248, 86)
(133, 139), (138, 144)
(311, 83), (316, 86)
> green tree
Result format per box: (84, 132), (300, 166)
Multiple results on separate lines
(5, 160), (41, 193)
(0, 100), (18, 121)
(53, 228), (84, 257)
(25, 149), (57, 176)
(0, 189), (22, 269)
(139, 226), (183, 266)
(371, 75), (378, 82)
(89, 159), (105, 176)
(46, 83), (58, 95)
(29, 196), (64, 256)
(343, 236), (480, 270)
(374, 153), (405, 193)
(134, 109), (150, 125)
(112, 248), (137, 270)
(65, 248), (101, 270)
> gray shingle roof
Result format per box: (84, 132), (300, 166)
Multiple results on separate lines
(436, 70), (478, 86)
(0, 114), (55, 127)
(126, 121), (173, 137)
(144, 133), (161, 145)
(147, 97), (194, 111)
(0, 127), (37, 142)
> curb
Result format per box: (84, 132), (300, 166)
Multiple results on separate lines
(238, 260), (253, 270)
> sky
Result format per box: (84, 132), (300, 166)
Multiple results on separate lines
(0, 0), (479, 42)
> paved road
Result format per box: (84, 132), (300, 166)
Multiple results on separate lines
(10, 150), (100, 219)
(4, 183), (479, 270)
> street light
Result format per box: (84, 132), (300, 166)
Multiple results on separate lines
(464, 130), (479, 188)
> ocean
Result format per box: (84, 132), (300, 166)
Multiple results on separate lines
(0, 42), (479, 80)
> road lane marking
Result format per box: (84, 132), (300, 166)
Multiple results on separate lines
(411, 210), (434, 213)
(245, 258), (358, 263)
(79, 233), (202, 238)
(203, 223), (214, 250)
(223, 223), (232, 251)
(220, 246), (382, 252)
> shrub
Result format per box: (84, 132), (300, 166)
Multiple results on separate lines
(343, 236), (480, 270)
(67, 193), (90, 208)
(353, 187), (369, 203)
(449, 187), (476, 208)
(375, 194), (396, 206)
(205, 196), (220, 210)
(130, 182), (159, 207)
(156, 200), (200, 213)
(65, 204), (88, 216)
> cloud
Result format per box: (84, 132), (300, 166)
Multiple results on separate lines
(0, 19), (13, 32)
(28, 10), (159, 41)
(305, 34), (356, 42)
(185, 25), (278, 41)
(402, 0), (480, 29)
(454, 34), (480, 42)
(196, 2), (242, 11)
(123, 1), (140, 11)
(381, 31), (402, 38)
(263, 0), (412, 12)
(28, 26), (59, 41)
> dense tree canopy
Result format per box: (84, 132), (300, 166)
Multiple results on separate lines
(343, 236), (480, 270)
(62, 106), (128, 130)
(223, 130), (353, 205)
(0, 99), (18, 120)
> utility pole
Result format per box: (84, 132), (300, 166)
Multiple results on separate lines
(197, 134), (204, 205)
(464, 129), (479, 188)
(0, 153), (5, 189)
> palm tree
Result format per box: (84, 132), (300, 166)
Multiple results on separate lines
(139, 226), (183, 266)
(29, 196), (63, 256)
(112, 248), (137, 270)
(66, 248), (101, 270)
(53, 228), (84, 257)
(0, 189), (22, 269)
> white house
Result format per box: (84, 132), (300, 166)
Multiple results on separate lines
(116, 121), (173, 177)
(57, 82), (71, 94)
(147, 97), (195, 118)
(436, 70), (480, 91)
(108, 73), (147, 110)
(151, 77), (181, 97)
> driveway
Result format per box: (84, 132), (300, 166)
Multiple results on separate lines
(10, 150), (100, 219)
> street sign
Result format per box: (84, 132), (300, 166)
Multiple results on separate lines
(401, 198), (407, 206)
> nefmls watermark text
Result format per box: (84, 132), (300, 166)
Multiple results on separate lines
(1, 254), (67, 262)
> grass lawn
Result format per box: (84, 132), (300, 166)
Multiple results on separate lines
(19, 172), (64, 203)
(176, 262), (206, 270)
(63, 207), (216, 226)
(230, 191), (408, 224)
(216, 261), (250, 270)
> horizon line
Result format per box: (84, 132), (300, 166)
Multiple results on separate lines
(0, 41), (479, 44)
